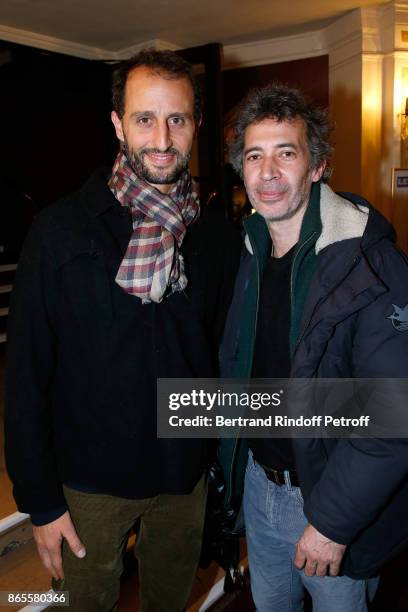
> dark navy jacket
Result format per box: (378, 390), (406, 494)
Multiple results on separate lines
(219, 183), (408, 578)
(5, 169), (241, 522)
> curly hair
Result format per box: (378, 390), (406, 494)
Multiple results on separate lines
(112, 48), (202, 125)
(229, 82), (332, 181)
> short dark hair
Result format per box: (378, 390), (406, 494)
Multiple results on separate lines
(229, 82), (332, 181)
(112, 48), (202, 125)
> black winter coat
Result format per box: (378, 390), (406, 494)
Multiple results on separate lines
(219, 183), (408, 578)
(5, 169), (241, 520)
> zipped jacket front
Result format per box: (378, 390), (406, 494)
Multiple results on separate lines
(219, 183), (408, 578)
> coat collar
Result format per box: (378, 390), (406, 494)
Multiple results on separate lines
(316, 184), (369, 254)
(243, 182), (370, 257)
(80, 168), (119, 217)
(243, 209), (271, 259)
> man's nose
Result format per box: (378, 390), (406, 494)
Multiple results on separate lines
(260, 157), (281, 181)
(152, 120), (172, 151)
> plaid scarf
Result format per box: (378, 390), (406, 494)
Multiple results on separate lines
(109, 151), (200, 303)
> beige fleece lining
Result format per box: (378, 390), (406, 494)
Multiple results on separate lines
(316, 184), (369, 254)
(243, 183), (369, 255)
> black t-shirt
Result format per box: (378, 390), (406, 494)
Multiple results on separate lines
(250, 244), (296, 470)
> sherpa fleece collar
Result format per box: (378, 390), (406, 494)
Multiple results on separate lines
(244, 182), (369, 255)
(316, 183), (369, 254)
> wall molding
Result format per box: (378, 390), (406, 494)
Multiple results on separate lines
(222, 30), (325, 69)
(322, 8), (365, 71)
(0, 21), (329, 67)
(0, 25), (180, 61)
(395, 1), (408, 15)
(361, 7), (382, 53)
(2, 4), (405, 69)
(325, 31), (363, 71)
(0, 24), (113, 60)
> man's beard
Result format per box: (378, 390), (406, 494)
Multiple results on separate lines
(123, 141), (191, 185)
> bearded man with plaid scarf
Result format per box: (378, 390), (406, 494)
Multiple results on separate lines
(5, 49), (241, 611)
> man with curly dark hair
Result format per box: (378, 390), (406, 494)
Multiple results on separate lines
(220, 82), (408, 611)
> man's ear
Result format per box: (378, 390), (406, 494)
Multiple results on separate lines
(312, 161), (326, 183)
(111, 111), (125, 143)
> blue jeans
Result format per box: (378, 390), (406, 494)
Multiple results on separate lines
(243, 451), (376, 612)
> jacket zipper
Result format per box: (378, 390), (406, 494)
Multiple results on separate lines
(226, 229), (261, 509)
(290, 232), (316, 346)
(250, 231), (262, 352)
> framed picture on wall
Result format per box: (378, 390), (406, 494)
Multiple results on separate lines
(392, 168), (408, 198)
(391, 168), (408, 255)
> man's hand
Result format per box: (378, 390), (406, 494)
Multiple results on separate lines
(32, 511), (86, 580)
(294, 524), (346, 577)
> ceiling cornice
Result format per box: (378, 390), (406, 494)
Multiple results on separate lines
(223, 30), (325, 69)
(0, 22), (329, 67)
(0, 24), (112, 59)
(4, 6), (399, 70)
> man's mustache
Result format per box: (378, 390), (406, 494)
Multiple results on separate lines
(255, 182), (288, 194)
(140, 147), (180, 156)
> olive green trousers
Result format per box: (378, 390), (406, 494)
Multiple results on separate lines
(52, 476), (207, 612)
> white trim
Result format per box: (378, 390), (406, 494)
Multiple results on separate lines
(362, 52), (385, 62)
(328, 46), (362, 72)
(0, 15), (380, 70)
(395, 1), (408, 17)
(0, 284), (12, 293)
(385, 49), (408, 58)
(0, 22), (328, 67)
(361, 7), (382, 53)
(0, 26), (180, 62)
(322, 11), (364, 71)
(0, 511), (29, 535)
(323, 7), (362, 48)
(223, 30), (326, 69)
(2, 5), (406, 70)
(0, 24), (113, 60)
(324, 29), (362, 54)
